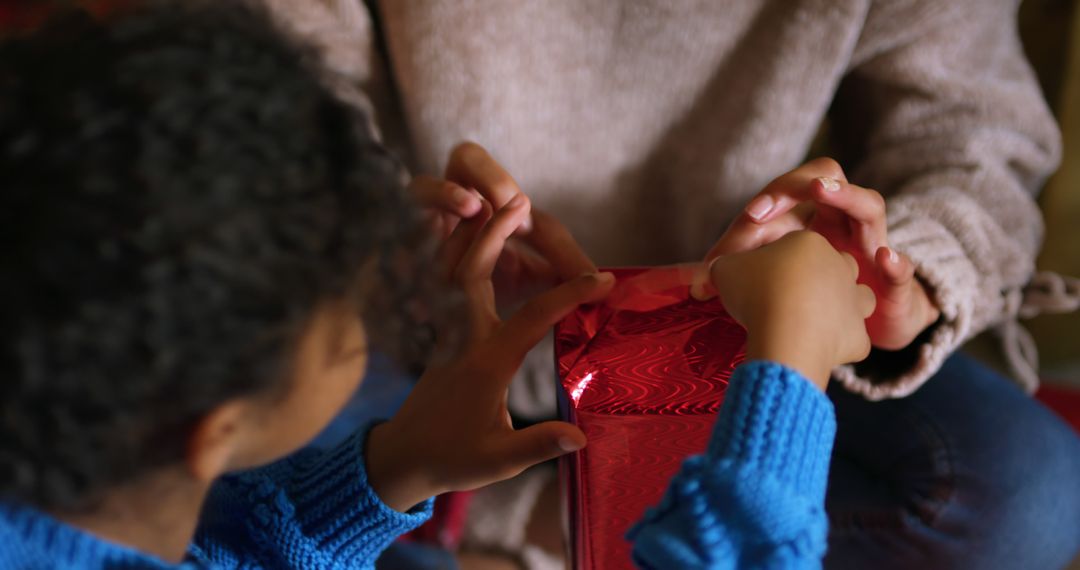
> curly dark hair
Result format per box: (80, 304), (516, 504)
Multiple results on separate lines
(0, 1), (428, 510)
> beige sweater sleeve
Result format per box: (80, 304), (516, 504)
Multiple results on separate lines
(829, 0), (1062, 400)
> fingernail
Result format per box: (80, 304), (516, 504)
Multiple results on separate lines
(888, 247), (899, 264)
(817, 177), (841, 192)
(451, 185), (472, 205)
(690, 263), (717, 301)
(453, 187), (481, 215)
(506, 194), (524, 208)
(519, 213), (533, 232)
(745, 195), (774, 221)
(595, 272), (615, 284)
(558, 437), (584, 452)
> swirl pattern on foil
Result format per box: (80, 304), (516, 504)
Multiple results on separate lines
(555, 267), (747, 415)
(555, 266), (748, 569)
(573, 413), (714, 569)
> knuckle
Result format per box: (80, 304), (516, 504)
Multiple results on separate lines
(490, 174), (520, 199)
(869, 189), (886, 215)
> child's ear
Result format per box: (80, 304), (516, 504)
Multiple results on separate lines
(184, 401), (252, 483)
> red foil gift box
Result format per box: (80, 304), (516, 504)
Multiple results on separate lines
(555, 266), (747, 569)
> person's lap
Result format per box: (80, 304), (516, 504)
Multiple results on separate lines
(315, 351), (1080, 569)
(825, 352), (1080, 570)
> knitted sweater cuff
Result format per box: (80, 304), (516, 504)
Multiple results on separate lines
(289, 423), (434, 558)
(834, 205), (982, 400)
(706, 361), (836, 499)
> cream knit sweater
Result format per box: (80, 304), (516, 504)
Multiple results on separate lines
(264, 0), (1065, 400)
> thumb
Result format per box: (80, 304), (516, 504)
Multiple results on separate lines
(490, 421), (586, 476)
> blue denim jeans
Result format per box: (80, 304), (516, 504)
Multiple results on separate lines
(825, 353), (1080, 569)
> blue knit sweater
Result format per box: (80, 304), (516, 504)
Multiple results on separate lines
(0, 427), (433, 569)
(0, 361), (833, 569)
(628, 361), (835, 569)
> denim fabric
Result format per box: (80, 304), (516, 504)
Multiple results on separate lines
(825, 353), (1080, 570)
(375, 542), (459, 570)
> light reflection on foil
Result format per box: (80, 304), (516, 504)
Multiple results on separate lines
(555, 266), (747, 569)
(570, 372), (594, 404)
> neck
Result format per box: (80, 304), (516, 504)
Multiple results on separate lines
(53, 469), (209, 564)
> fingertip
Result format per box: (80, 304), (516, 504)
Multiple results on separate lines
(876, 246), (912, 284)
(576, 270), (614, 285)
(458, 194), (483, 217)
(583, 271), (616, 300)
(557, 434), (586, 453)
(875, 245), (894, 264)
(745, 194), (775, 223)
(518, 213), (533, 234)
(690, 262), (717, 301)
(555, 422), (587, 451)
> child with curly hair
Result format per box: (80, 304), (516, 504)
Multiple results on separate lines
(0, 2), (904, 568)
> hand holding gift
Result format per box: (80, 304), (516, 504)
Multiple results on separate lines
(705, 158), (940, 351)
(627, 232), (876, 569)
(367, 195), (614, 513)
(709, 230), (877, 389)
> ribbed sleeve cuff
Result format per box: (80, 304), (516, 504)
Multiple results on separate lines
(835, 203), (981, 400)
(289, 423), (433, 560)
(706, 361), (836, 499)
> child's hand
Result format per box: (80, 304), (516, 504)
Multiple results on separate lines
(709, 231), (876, 389)
(366, 195), (615, 512)
(704, 158), (940, 351)
(410, 142), (597, 310)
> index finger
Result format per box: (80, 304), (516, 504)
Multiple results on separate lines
(408, 175), (483, 218)
(445, 142), (529, 229)
(703, 203), (813, 262)
(811, 182), (888, 255)
(743, 157), (848, 224)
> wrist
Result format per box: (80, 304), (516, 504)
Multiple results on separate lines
(744, 319), (833, 390)
(366, 422), (440, 512)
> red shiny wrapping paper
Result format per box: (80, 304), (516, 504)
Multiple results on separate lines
(554, 266), (747, 569)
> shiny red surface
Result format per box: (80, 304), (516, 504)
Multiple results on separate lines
(555, 266), (746, 569)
